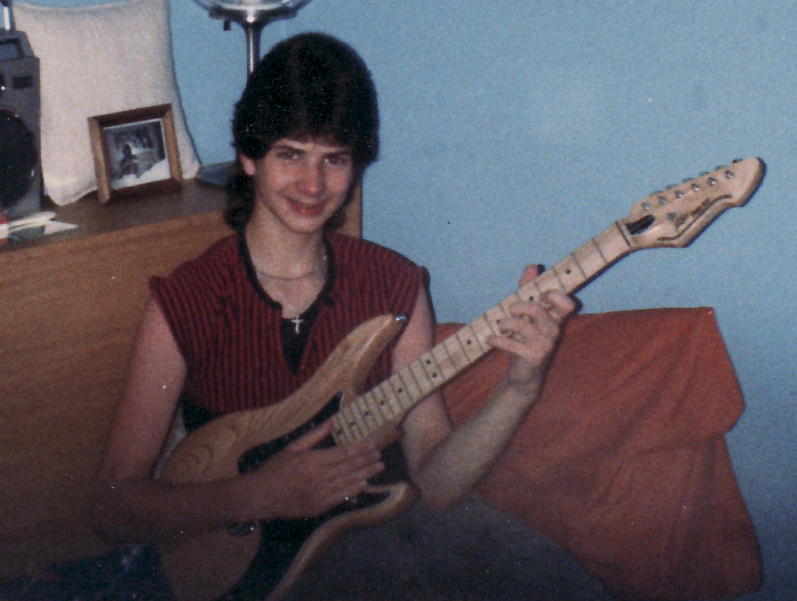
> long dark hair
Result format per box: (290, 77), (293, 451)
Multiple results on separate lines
(226, 33), (380, 230)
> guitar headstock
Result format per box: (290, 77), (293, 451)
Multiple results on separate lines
(620, 157), (765, 249)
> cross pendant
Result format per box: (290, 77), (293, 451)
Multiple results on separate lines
(290, 315), (304, 334)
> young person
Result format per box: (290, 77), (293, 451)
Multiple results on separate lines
(93, 32), (612, 601)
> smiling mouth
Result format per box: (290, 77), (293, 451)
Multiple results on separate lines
(287, 198), (326, 217)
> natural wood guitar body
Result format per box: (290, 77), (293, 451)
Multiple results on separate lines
(159, 314), (418, 601)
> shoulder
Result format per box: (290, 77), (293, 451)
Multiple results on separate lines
(147, 234), (247, 360)
(327, 232), (425, 282)
(326, 232), (429, 318)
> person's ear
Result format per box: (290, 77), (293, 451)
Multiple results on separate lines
(239, 153), (257, 177)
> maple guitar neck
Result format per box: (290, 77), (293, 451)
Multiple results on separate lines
(328, 224), (630, 446)
(329, 158), (765, 446)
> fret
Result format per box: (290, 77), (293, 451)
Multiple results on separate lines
(390, 368), (420, 412)
(376, 382), (402, 419)
(355, 396), (379, 434)
(434, 342), (460, 379)
(569, 252), (588, 280)
(544, 269), (567, 294)
(330, 413), (351, 445)
(398, 361), (424, 410)
(455, 324), (485, 362)
(550, 265), (568, 291)
(484, 305), (508, 331)
(529, 278), (545, 301)
(351, 400), (372, 438)
(473, 314), (498, 344)
(551, 257), (587, 292)
(340, 404), (365, 441)
(360, 391), (386, 428)
(597, 226), (633, 265)
(434, 345), (459, 379)
(333, 410), (356, 444)
(358, 391), (382, 424)
(614, 221), (633, 248)
(443, 335), (472, 371)
(409, 360), (434, 395)
(506, 290), (525, 307)
(590, 236), (609, 265)
(419, 353), (445, 388)
(573, 240), (607, 281)
(373, 385), (397, 421)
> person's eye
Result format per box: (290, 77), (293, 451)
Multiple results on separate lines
(278, 150), (299, 160)
(327, 154), (351, 167)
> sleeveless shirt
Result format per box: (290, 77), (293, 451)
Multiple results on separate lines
(149, 231), (429, 417)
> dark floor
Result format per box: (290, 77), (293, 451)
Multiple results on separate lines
(0, 546), (173, 601)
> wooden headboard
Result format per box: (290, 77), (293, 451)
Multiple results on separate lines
(0, 181), (361, 580)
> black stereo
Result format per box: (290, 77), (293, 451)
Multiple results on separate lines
(0, 1), (41, 219)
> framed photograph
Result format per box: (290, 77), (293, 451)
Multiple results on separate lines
(88, 104), (182, 204)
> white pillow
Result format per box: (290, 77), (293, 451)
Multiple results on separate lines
(14, 0), (201, 206)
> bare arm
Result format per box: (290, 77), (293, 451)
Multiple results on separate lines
(395, 266), (575, 510)
(92, 299), (383, 544)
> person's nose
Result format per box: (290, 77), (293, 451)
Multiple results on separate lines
(296, 160), (324, 196)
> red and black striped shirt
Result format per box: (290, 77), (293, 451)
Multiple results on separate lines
(149, 231), (428, 416)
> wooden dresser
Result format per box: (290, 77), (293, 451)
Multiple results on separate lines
(0, 179), (361, 580)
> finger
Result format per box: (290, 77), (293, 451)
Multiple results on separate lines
(539, 291), (577, 321)
(506, 304), (560, 339)
(319, 460), (385, 508)
(287, 419), (334, 452)
(338, 462), (385, 497)
(336, 460), (385, 491)
(310, 441), (382, 476)
(518, 264), (543, 287)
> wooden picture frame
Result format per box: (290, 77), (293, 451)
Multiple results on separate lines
(88, 104), (182, 204)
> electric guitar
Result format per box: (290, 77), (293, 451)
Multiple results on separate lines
(159, 158), (765, 601)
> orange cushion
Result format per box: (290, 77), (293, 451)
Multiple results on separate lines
(438, 308), (761, 600)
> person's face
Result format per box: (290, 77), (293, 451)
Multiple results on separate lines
(241, 137), (354, 236)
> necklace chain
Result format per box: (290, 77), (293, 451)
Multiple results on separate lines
(257, 254), (327, 334)
(256, 268), (320, 282)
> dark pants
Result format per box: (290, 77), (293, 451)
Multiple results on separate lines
(282, 496), (614, 601)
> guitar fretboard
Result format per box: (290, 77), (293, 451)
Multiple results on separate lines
(329, 222), (635, 446)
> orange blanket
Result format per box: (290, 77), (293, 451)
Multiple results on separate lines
(438, 307), (761, 601)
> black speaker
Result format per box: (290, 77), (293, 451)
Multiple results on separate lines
(0, 15), (41, 220)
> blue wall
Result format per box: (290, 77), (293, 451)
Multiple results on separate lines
(29, 0), (797, 598)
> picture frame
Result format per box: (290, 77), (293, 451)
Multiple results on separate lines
(88, 104), (182, 204)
